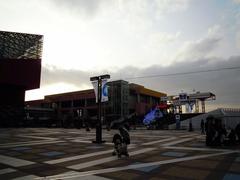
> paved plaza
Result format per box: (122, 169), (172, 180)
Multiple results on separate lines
(0, 128), (240, 180)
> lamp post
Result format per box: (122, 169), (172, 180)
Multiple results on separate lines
(90, 74), (110, 143)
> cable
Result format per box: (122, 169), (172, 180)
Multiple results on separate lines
(124, 66), (240, 80)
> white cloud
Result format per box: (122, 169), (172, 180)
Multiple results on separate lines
(50, 0), (108, 18)
(154, 0), (191, 15)
(26, 83), (80, 101)
(149, 31), (181, 45)
(207, 25), (222, 38)
(237, 32), (240, 49)
(174, 37), (221, 62)
(233, 0), (240, 4)
(174, 25), (224, 62)
(51, 0), (192, 17)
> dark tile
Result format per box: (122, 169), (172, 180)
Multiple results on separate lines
(40, 151), (65, 157)
(4, 151), (22, 156)
(132, 162), (160, 172)
(11, 147), (31, 151)
(223, 173), (240, 180)
(161, 151), (187, 157)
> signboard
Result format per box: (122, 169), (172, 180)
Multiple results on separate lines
(160, 96), (168, 102)
(157, 103), (168, 109)
(179, 93), (188, 101)
(175, 114), (180, 120)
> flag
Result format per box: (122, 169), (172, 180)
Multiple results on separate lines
(143, 108), (156, 125)
(92, 80), (98, 103)
(143, 108), (163, 125)
(101, 79), (108, 102)
(91, 79), (109, 103)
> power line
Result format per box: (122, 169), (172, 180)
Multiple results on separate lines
(124, 66), (240, 80)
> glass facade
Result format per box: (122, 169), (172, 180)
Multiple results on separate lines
(0, 30), (43, 60)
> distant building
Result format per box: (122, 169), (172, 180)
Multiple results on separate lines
(169, 108), (240, 130)
(26, 80), (166, 125)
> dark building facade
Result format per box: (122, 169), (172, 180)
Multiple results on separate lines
(26, 80), (166, 127)
(0, 30), (43, 106)
(0, 30), (43, 126)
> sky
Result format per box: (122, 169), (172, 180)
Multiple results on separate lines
(0, 0), (240, 111)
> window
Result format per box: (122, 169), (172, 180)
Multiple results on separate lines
(86, 98), (96, 106)
(61, 101), (72, 108)
(73, 99), (85, 107)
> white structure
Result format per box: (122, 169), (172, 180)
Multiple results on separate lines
(168, 108), (240, 130)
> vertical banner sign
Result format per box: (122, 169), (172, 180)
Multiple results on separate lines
(92, 80), (98, 103)
(101, 79), (108, 102)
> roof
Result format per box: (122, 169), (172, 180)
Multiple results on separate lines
(189, 92), (216, 100)
(45, 89), (95, 101)
(129, 83), (166, 98)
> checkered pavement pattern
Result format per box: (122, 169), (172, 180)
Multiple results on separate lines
(0, 128), (239, 179)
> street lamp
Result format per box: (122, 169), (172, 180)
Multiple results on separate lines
(90, 74), (110, 143)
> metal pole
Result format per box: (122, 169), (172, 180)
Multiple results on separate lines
(90, 74), (110, 144)
(96, 78), (102, 143)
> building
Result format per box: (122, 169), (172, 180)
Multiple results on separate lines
(0, 30), (43, 107)
(170, 92), (216, 114)
(26, 80), (166, 126)
(169, 108), (240, 130)
(0, 30), (43, 127)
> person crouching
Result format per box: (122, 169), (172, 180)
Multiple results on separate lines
(119, 125), (130, 157)
(112, 133), (123, 158)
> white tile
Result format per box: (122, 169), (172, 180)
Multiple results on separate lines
(0, 155), (35, 167)
(44, 171), (112, 180)
(12, 175), (39, 180)
(0, 168), (16, 175)
(59, 151), (236, 179)
(45, 149), (114, 164)
(68, 148), (155, 170)
(142, 137), (177, 145)
(161, 138), (193, 146)
(0, 140), (64, 148)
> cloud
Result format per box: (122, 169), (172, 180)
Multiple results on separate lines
(174, 25), (222, 63)
(233, 0), (240, 4)
(50, 0), (107, 17)
(154, 0), (191, 15)
(175, 37), (221, 62)
(41, 65), (91, 87)
(50, 0), (192, 19)
(34, 56), (240, 111)
(149, 31), (181, 45)
(237, 31), (240, 49)
(207, 25), (222, 38)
